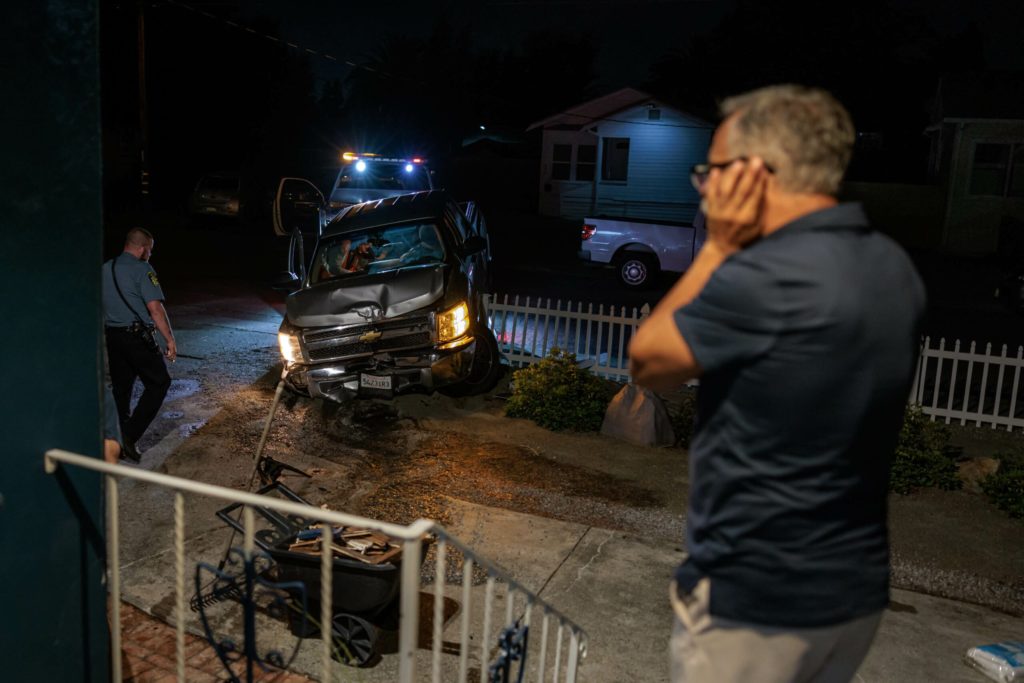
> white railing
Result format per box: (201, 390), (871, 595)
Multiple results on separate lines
(911, 337), (1024, 431)
(484, 294), (649, 382)
(44, 449), (587, 683)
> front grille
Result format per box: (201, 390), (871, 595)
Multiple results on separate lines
(302, 314), (432, 363)
(304, 315), (430, 343)
(307, 332), (431, 361)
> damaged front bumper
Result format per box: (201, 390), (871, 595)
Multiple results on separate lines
(284, 338), (477, 402)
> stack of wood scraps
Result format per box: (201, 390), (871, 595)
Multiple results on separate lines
(286, 524), (402, 565)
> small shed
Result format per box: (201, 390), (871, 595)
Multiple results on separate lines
(528, 87), (713, 223)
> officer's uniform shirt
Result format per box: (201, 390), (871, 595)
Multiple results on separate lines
(102, 252), (165, 327)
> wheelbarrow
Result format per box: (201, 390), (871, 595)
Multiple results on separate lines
(214, 482), (414, 666)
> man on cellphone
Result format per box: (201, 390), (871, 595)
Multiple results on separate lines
(629, 85), (926, 683)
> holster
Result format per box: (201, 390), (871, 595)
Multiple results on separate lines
(129, 321), (160, 354)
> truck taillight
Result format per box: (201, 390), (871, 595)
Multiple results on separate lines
(581, 223), (596, 240)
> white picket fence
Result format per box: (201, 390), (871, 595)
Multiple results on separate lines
(483, 294), (1024, 433)
(483, 294), (650, 382)
(912, 337), (1024, 431)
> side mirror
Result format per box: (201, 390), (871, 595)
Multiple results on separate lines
(271, 271), (301, 292)
(462, 236), (487, 256)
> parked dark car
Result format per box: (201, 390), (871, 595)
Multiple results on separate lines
(189, 173), (243, 218)
(273, 190), (498, 402)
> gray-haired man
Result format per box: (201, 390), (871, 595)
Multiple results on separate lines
(629, 85), (926, 682)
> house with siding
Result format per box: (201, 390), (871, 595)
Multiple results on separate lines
(527, 88), (713, 223)
(925, 72), (1024, 254)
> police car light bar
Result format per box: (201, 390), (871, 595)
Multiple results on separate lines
(341, 151), (427, 164)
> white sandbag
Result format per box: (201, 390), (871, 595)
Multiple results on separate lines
(965, 641), (1024, 682)
(600, 383), (675, 447)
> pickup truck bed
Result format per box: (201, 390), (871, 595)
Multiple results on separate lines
(579, 213), (705, 288)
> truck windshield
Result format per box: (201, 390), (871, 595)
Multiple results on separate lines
(334, 162), (431, 192)
(311, 221), (445, 284)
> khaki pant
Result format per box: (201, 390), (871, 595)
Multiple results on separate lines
(669, 580), (882, 683)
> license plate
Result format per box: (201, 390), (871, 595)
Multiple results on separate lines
(359, 373), (393, 393)
(204, 206), (218, 212)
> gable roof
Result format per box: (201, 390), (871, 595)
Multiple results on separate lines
(527, 87), (712, 131)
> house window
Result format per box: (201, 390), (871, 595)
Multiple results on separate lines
(969, 142), (1024, 198)
(1011, 146), (1024, 198)
(970, 143), (1010, 196)
(576, 144), (596, 181)
(602, 138), (630, 182)
(552, 144), (572, 181)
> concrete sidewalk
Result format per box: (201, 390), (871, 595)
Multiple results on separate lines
(442, 500), (1018, 683)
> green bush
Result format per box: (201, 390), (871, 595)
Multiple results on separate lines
(505, 348), (614, 431)
(890, 405), (961, 494)
(670, 388), (697, 449)
(982, 450), (1024, 519)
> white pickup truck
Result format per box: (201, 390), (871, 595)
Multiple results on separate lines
(578, 213), (706, 288)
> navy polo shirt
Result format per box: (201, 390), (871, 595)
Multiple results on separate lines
(674, 203), (926, 627)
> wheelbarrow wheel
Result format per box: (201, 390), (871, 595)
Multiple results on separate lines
(330, 613), (377, 667)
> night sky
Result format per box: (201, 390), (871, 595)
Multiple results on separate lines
(231, 0), (1023, 90)
(100, 0), (1024, 216)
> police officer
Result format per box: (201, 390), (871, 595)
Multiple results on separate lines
(102, 228), (177, 462)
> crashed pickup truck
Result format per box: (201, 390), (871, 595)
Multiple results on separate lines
(273, 190), (500, 402)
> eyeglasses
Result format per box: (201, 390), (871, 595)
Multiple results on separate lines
(690, 157), (774, 191)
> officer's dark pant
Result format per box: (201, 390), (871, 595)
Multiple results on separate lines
(105, 327), (171, 445)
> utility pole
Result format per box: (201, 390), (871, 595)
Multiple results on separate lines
(137, 0), (151, 206)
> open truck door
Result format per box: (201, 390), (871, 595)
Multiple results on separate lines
(273, 177), (325, 238)
(269, 228), (308, 292)
(271, 178), (323, 291)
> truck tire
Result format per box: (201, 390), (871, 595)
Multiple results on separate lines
(439, 327), (503, 397)
(616, 253), (658, 289)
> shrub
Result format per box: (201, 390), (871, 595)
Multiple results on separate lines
(670, 388), (697, 449)
(505, 348), (614, 431)
(982, 450), (1024, 519)
(890, 405), (961, 494)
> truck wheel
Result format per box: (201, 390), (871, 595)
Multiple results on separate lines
(616, 253), (658, 289)
(439, 327), (503, 397)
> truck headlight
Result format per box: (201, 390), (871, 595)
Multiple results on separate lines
(436, 301), (470, 343)
(278, 332), (301, 363)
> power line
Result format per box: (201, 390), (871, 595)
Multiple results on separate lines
(155, 0), (397, 78)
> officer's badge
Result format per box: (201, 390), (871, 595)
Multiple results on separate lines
(148, 272), (160, 286)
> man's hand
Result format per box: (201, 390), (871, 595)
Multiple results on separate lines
(147, 299), (176, 362)
(704, 157), (769, 254)
(103, 439), (121, 464)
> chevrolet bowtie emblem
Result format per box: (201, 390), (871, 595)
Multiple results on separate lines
(359, 330), (382, 343)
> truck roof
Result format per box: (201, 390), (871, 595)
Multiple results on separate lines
(324, 190), (452, 236)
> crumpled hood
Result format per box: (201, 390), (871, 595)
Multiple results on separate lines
(286, 265), (446, 328)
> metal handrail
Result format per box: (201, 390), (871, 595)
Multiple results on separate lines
(44, 448), (588, 682)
